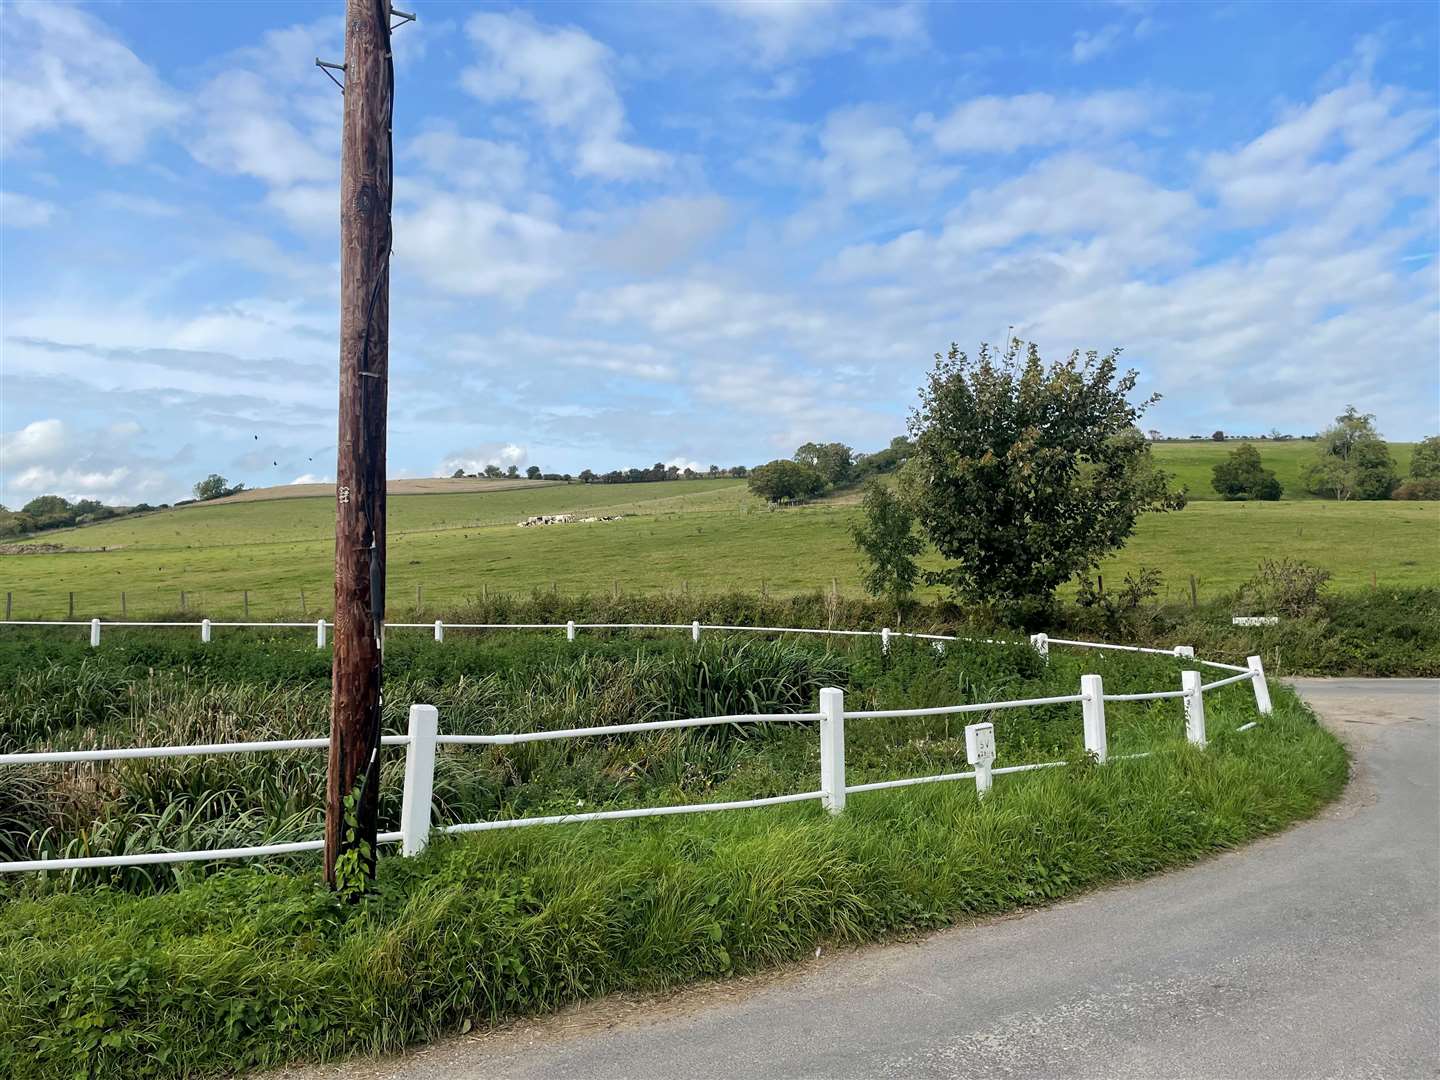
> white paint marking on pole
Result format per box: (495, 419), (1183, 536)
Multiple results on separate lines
(1030, 632), (1049, 660)
(1247, 655), (1273, 716)
(1182, 670), (1207, 748)
(316, 618), (327, 649)
(90, 618), (101, 648)
(566, 619), (576, 642)
(400, 704), (438, 856)
(692, 619), (701, 643)
(819, 687), (846, 815)
(1173, 645), (1195, 658)
(881, 627), (891, 655)
(965, 721), (995, 797)
(201, 618), (212, 644)
(1080, 673), (1107, 763)
(433, 619), (444, 643)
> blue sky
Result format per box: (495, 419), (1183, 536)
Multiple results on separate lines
(1, 0), (1437, 507)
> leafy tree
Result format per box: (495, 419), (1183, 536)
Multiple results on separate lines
(0, 510), (36, 538)
(1302, 407), (1399, 500)
(482, 464), (502, 478)
(794, 441), (854, 487)
(1409, 435), (1440, 479)
(747, 459), (826, 503)
(903, 341), (1184, 619)
(1211, 442), (1282, 500)
(451, 468), (466, 479)
(850, 481), (924, 612)
(525, 465), (541, 480)
(579, 469), (596, 483)
(192, 475), (243, 502)
(21, 494), (72, 519)
(505, 464), (519, 478)
(1211, 430), (1225, 441)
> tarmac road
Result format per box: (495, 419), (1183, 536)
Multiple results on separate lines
(278, 678), (1439, 1080)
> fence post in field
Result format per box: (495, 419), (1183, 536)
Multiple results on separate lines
(416, 584), (422, 611)
(433, 619), (444, 643)
(299, 589), (306, 616)
(1173, 645), (1194, 658)
(90, 618), (101, 648)
(4, 592), (9, 620)
(1081, 674), (1108, 763)
(316, 619), (327, 649)
(1030, 632), (1049, 660)
(242, 591), (249, 618)
(566, 620), (576, 642)
(1247, 655), (1273, 715)
(201, 619), (212, 644)
(179, 591), (186, 612)
(120, 592), (127, 617)
(880, 627), (891, 655)
(819, 687), (846, 815)
(68, 592), (75, 619)
(1182, 670), (1207, 747)
(691, 619), (701, 643)
(400, 704), (439, 856)
(966, 722), (995, 797)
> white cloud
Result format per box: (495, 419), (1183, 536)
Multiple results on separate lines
(1072, 23), (1126, 63)
(439, 444), (528, 475)
(707, 1), (925, 65)
(289, 472), (332, 485)
(396, 194), (568, 301)
(1, 419), (67, 466)
(191, 69), (335, 189)
(0, 4), (183, 161)
(590, 195), (732, 274)
(923, 91), (1154, 154)
(0, 191), (58, 228)
(462, 13), (669, 180)
(406, 130), (531, 196)
(816, 107), (921, 203)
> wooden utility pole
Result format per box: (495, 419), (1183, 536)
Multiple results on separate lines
(326, 0), (395, 888)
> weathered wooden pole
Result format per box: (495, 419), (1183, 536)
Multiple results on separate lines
(326, 0), (394, 889)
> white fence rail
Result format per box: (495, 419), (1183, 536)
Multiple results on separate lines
(0, 621), (1276, 873)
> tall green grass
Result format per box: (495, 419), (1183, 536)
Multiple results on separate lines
(0, 683), (1346, 1079)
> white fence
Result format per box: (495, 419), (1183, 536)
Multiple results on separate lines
(0, 621), (1273, 873)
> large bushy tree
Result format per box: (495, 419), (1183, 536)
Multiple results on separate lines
(747, 459), (825, 503)
(1211, 442), (1282, 500)
(794, 442), (854, 487)
(1302, 407), (1398, 500)
(193, 475), (243, 502)
(1409, 435), (1440, 479)
(903, 341), (1184, 618)
(850, 480), (924, 612)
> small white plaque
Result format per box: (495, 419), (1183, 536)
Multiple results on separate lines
(965, 722), (996, 766)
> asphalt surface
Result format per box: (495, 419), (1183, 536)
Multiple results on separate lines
(280, 678), (1440, 1080)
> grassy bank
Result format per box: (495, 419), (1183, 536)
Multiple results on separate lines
(0, 676), (1345, 1079)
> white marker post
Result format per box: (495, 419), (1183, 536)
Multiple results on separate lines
(819, 687), (846, 815)
(316, 619), (327, 649)
(566, 620), (576, 642)
(1030, 633), (1049, 660)
(881, 627), (891, 655)
(692, 619), (701, 644)
(1080, 674), (1108, 763)
(433, 619), (444, 643)
(966, 721), (996, 798)
(201, 619), (212, 644)
(1247, 655), (1273, 716)
(89, 618), (101, 648)
(1182, 670), (1207, 748)
(399, 704), (438, 856)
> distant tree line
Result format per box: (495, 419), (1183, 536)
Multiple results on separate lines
(747, 437), (913, 504)
(0, 494), (164, 539)
(579, 463), (750, 484)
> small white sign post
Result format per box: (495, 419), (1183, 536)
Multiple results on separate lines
(966, 721), (996, 798)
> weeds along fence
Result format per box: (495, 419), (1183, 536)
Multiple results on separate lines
(0, 621), (1274, 874)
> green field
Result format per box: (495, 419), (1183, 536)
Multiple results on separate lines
(1151, 438), (1416, 500)
(3, 472), (1435, 619)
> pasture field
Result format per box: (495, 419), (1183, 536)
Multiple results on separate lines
(1150, 438), (1417, 500)
(1, 476), (1434, 618)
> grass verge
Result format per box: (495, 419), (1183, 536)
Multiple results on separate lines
(0, 684), (1346, 1079)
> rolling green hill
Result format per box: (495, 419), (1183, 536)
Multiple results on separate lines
(1150, 439), (1417, 500)
(2, 475), (1433, 620)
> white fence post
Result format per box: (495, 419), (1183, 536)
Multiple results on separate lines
(966, 722), (995, 797)
(692, 619), (701, 643)
(1030, 632), (1049, 660)
(433, 619), (444, 643)
(316, 619), (327, 649)
(89, 618), (101, 648)
(881, 627), (891, 655)
(566, 619), (576, 642)
(1182, 670), (1207, 747)
(1173, 645), (1195, 658)
(400, 704), (438, 857)
(1247, 655), (1273, 716)
(200, 618), (212, 644)
(819, 687), (846, 815)
(1081, 674), (1108, 763)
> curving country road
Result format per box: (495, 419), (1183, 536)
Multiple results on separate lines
(283, 679), (1439, 1080)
